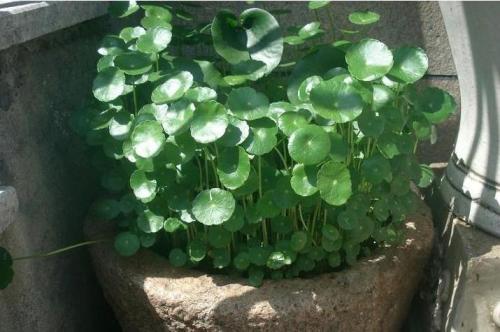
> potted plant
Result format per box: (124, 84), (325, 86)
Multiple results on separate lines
(1, 1), (456, 330)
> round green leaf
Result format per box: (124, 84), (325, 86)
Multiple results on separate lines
(372, 84), (395, 111)
(308, 1), (330, 10)
(92, 198), (120, 220)
(346, 39), (393, 81)
(271, 216), (294, 234)
(192, 189), (236, 225)
(211, 8), (283, 75)
(241, 118), (278, 155)
(357, 110), (385, 137)
(114, 52), (152, 75)
(391, 175), (410, 196)
(248, 267), (265, 287)
(208, 226), (232, 248)
(223, 205), (245, 232)
(137, 210), (164, 233)
(0, 247), (13, 290)
(277, 112), (309, 136)
(249, 246), (272, 266)
(212, 248), (231, 269)
(97, 55), (115, 72)
(169, 248), (188, 267)
(417, 164), (434, 188)
(190, 100), (228, 143)
(234, 252), (251, 270)
(151, 71), (194, 104)
(348, 11), (380, 25)
(388, 47), (428, 84)
(109, 111), (133, 140)
(284, 35), (305, 46)
(130, 120), (165, 158)
(329, 132), (348, 162)
(98, 35), (126, 56)
(291, 231), (308, 251)
(119, 26), (146, 42)
(136, 27), (172, 53)
(288, 125), (330, 165)
(337, 209), (359, 230)
(160, 99), (195, 136)
(298, 22), (324, 39)
(163, 217), (184, 233)
(142, 4), (172, 21)
(291, 164), (318, 196)
(317, 161), (352, 206)
(130, 170), (157, 200)
(322, 224), (341, 241)
(141, 16), (172, 30)
(288, 45), (346, 104)
(188, 239), (206, 262)
(219, 116), (250, 147)
(298, 75), (322, 102)
(362, 154), (392, 184)
(92, 67), (125, 102)
(185, 87), (217, 103)
(256, 191), (281, 218)
(327, 252), (341, 267)
(309, 75), (364, 123)
(415, 87), (457, 124)
(266, 252), (288, 270)
(114, 232), (140, 257)
(109, 1), (139, 18)
(0, 247), (12, 269)
(273, 175), (301, 208)
(227, 87), (269, 121)
(217, 147), (250, 190)
(268, 102), (297, 122)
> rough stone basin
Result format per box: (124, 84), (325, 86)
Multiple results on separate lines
(84, 202), (434, 332)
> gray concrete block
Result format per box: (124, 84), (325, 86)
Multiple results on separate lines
(0, 1), (107, 51)
(438, 219), (500, 331)
(0, 186), (18, 234)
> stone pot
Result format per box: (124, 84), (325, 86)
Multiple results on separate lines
(85, 202), (434, 332)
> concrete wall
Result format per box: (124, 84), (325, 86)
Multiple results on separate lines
(0, 4), (119, 332)
(0, 2), (458, 331)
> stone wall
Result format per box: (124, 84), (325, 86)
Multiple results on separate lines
(0, 2), (458, 331)
(0, 3), (119, 332)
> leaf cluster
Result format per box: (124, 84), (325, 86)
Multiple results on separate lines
(69, 0), (455, 288)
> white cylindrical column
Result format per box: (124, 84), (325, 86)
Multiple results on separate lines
(439, 2), (500, 236)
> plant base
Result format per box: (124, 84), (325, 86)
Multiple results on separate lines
(84, 203), (434, 332)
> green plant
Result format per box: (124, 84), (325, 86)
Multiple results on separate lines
(0, 1), (455, 289)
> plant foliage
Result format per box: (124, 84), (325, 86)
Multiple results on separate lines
(65, 1), (456, 288)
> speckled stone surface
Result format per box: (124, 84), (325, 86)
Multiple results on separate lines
(85, 201), (434, 332)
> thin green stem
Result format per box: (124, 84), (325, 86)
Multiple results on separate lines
(203, 150), (210, 189)
(257, 156), (263, 198)
(273, 147), (288, 170)
(13, 239), (109, 261)
(204, 147), (219, 187)
(413, 138), (419, 154)
(298, 205), (309, 231)
(194, 155), (204, 190)
(132, 85), (138, 114)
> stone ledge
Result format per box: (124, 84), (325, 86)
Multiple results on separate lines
(0, 186), (18, 234)
(0, 1), (108, 51)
